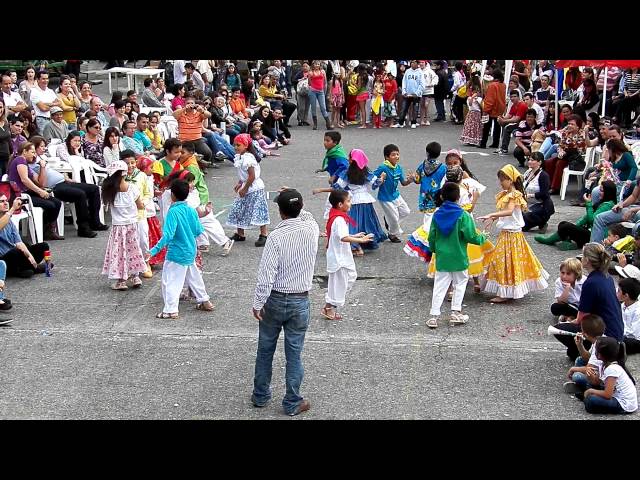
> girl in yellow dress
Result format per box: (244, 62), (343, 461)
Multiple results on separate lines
(478, 164), (549, 303)
(428, 164), (494, 292)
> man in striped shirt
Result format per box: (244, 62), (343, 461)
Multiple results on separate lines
(251, 188), (319, 416)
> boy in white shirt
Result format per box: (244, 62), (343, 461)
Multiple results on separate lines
(617, 277), (640, 355)
(321, 190), (373, 321)
(551, 258), (586, 321)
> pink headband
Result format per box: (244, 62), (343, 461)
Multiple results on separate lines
(234, 133), (252, 148)
(350, 149), (369, 169)
(446, 149), (462, 158)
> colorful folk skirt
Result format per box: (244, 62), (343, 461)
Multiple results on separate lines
(147, 216), (166, 266)
(403, 212), (434, 263)
(480, 230), (549, 299)
(348, 202), (387, 250)
(427, 230), (495, 278)
(226, 189), (270, 229)
(460, 110), (483, 146)
(102, 224), (147, 280)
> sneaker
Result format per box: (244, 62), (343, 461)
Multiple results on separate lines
(391, 124), (401, 128)
(255, 234), (267, 247)
(221, 239), (234, 256)
(498, 150), (510, 156)
(411, 124), (417, 129)
(424, 121), (430, 126)
(492, 149), (502, 154)
(426, 317), (439, 328)
(214, 151), (227, 161)
(449, 311), (469, 325)
(563, 381), (580, 394)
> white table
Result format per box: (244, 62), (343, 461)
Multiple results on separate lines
(104, 67), (135, 93)
(124, 68), (165, 93)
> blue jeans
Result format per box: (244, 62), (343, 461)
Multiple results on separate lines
(590, 207), (640, 243)
(203, 131), (235, 160)
(571, 357), (597, 391)
(308, 89), (328, 118)
(252, 293), (310, 414)
(584, 394), (625, 414)
(0, 260), (6, 300)
(434, 98), (445, 119)
(539, 138), (558, 160)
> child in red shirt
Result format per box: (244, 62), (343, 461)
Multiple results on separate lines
(383, 74), (398, 127)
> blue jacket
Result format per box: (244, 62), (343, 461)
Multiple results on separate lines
(149, 201), (204, 266)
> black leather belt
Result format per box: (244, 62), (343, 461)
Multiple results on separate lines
(272, 290), (308, 297)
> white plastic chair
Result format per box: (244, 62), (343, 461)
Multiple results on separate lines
(560, 147), (598, 201)
(631, 143), (640, 167)
(1, 174), (44, 243)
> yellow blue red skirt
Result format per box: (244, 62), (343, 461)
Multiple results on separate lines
(427, 231), (494, 278)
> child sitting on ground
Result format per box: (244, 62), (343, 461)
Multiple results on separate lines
(373, 144), (413, 243)
(617, 277), (640, 355)
(551, 258), (586, 322)
(581, 337), (637, 414)
(615, 229), (640, 269)
(426, 182), (486, 329)
(321, 190), (374, 321)
(564, 314), (605, 394)
(149, 179), (214, 319)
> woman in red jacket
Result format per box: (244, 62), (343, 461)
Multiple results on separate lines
(479, 70), (506, 149)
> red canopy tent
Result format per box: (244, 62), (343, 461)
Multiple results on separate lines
(554, 60), (640, 124)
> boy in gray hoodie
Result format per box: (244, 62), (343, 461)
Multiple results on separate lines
(393, 60), (425, 129)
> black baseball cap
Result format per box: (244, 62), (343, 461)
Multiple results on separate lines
(273, 188), (303, 207)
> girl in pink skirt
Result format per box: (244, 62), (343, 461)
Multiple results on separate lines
(101, 160), (147, 290)
(460, 76), (483, 146)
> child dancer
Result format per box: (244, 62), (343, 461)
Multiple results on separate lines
(371, 70), (385, 129)
(460, 77), (483, 146)
(427, 165), (494, 293)
(226, 133), (270, 247)
(373, 144), (413, 243)
(426, 182), (487, 328)
(551, 257), (586, 321)
(318, 131), (349, 221)
(582, 337), (637, 414)
(101, 160), (147, 290)
(322, 189), (374, 321)
(404, 141), (446, 263)
(478, 164), (549, 303)
(123, 149), (154, 279)
(313, 149), (387, 255)
(149, 179), (214, 319)
(137, 157), (165, 267)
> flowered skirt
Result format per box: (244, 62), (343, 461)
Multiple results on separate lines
(460, 110), (483, 146)
(349, 203), (387, 250)
(403, 212), (434, 263)
(480, 230), (549, 299)
(428, 230), (495, 278)
(331, 92), (344, 108)
(226, 189), (270, 229)
(147, 216), (166, 266)
(102, 224), (147, 280)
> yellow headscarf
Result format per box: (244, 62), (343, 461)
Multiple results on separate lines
(499, 164), (521, 182)
(496, 164), (528, 211)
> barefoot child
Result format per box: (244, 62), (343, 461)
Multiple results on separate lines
(373, 144), (413, 243)
(101, 160), (147, 290)
(426, 182), (487, 329)
(404, 141), (446, 263)
(149, 179), (214, 319)
(478, 164), (549, 303)
(322, 190), (374, 320)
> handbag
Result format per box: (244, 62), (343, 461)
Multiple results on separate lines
(566, 150), (585, 171)
(297, 77), (309, 96)
(457, 84), (467, 98)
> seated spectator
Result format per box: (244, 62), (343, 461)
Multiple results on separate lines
(0, 194), (50, 277)
(522, 152), (554, 232)
(229, 87), (253, 120)
(55, 129), (84, 160)
(126, 90), (140, 116)
(146, 114), (164, 150)
(107, 91), (124, 117)
(57, 76), (81, 127)
(42, 107), (68, 143)
(172, 96), (213, 165)
(550, 257), (586, 321)
(271, 108), (291, 145)
(89, 97), (111, 130)
(617, 276), (640, 355)
(573, 79), (600, 120)
(77, 116), (89, 137)
(109, 100), (128, 130)
(534, 74), (555, 107)
(31, 134), (106, 237)
(222, 63), (242, 91)
(141, 78), (164, 108)
(82, 118), (105, 167)
(250, 105), (278, 143)
(241, 76), (263, 108)
(155, 77), (166, 102)
(522, 92), (544, 125)
(133, 114), (161, 156)
(78, 81), (95, 114)
(537, 181), (617, 249)
(495, 90), (527, 155)
(590, 139), (637, 206)
(120, 120), (145, 156)
(8, 115), (27, 161)
(185, 63), (205, 92)
(7, 141), (63, 240)
(170, 83), (186, 111)
(513, 109), (542, 167)
(102, 126), (121, 167)
(591, 181), (640, 243)
(211, 95), (244, 142)
(544, 115), (587, 194)
(200, 105), (235, 163)
(2, 73), (28, 115)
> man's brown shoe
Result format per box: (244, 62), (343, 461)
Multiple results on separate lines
(288, 399), (311, 416)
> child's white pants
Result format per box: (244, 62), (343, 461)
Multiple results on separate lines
(326, 267), (357, 307)
(137, 218), (149, 256)
(323, 193), (331, 220)
(196, 212), (229, 247)
(162, 260), (210, 314)
(430, 270), (469, 316)
(380, 196), (410, 235)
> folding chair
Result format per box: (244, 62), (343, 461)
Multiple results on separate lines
(0, 179), (44, 244)
(560, 147), (598, 201)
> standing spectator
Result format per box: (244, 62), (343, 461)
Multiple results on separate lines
(433, 60), (450, 122)
(185, 63), (205, 92)
(393, 60), (424, 129)
(222, 63), (242, 91)
(251, 188), (319, 416)
(534, 75), (555, 108)
(57, 76), (81, 127)
(18, 65), (37, 106)
(294, 63), (310, 126)
(82, 118), (105, 167)
(89, 97), (111, 130)
(613, 68), (640, 128)
(418, 60), (438, 126)
(8, 115), (27, 157)
(173, 60), (186, 85)
(479, 70), (506, 149)
(450, 62), (467, 124)
(30, 70), (62, 133)
(306, 61), (331, 130)
(2, 74), (28, 115)
(460, 76), (483, 146)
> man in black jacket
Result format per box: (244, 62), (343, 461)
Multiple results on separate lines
(433, 61), (449, 122)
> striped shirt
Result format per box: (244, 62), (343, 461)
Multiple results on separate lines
(177, 110), (204, 141)
(624, 72), (640, 94)
(253, 210), (320, 311)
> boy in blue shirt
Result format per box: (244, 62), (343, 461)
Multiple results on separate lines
(373, 144), (413, 242)
(148, 179), (214, 319)
(317, 131), (349, 220)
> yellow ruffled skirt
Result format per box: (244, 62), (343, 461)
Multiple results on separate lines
(480, 230), (549, 299)
(427, 231), (495, 278)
